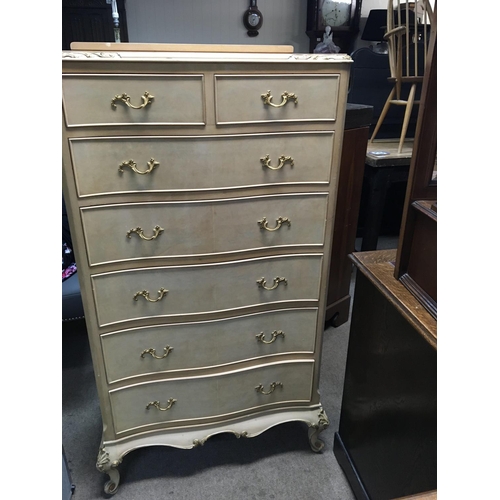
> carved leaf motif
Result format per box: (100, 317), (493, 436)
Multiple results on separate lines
(96, 448), (110, 470)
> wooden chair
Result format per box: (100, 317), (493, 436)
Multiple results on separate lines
(369, 0), (435, 153)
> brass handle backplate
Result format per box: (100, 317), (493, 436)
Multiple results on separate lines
(256, 331), (285, 344)
(260, 154), (294, 170)
(261, 90), (298, 108)
(119, 158), (159, 175)
(112, 91), (154, 109)
(133, 287), (168, 302)
(146, 398), (176, 411)
(255, 382), (283, 395)
(257, 217), (291, 232)
(127, 225), (164, 240)
(141, 346), (174, 359)
(256, 277), (287, 290)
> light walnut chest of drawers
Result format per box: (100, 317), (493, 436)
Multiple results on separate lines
(62, 47), (351, 495)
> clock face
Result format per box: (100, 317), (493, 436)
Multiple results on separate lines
(248, 12), (260, 27)
(321, 0), (351, 27)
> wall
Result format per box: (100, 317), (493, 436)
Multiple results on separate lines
(125, 0), (425, 55)
(125, 0), (310, 53)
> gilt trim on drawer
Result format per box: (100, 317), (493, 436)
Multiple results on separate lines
(108, 359), (315, 435)
(80, 193), (329, 266)
(214, 74), (340, 125)
(100, 307), (319, 383)
(91, 254), (323, 328)
(68, 132), (334, 198)
(62, 74), (206, 127)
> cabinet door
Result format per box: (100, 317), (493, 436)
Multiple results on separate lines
(62, 0), (128, 50)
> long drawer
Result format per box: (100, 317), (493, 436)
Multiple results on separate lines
(109, 360), (314, 434)
(214, 74), (340, 125)
(62, 74), (205, 127)
(81, 194), (328, 266)
(68, 132), (334, 197)
(92, 254), (323, 327)
(101, 308), (318, 383)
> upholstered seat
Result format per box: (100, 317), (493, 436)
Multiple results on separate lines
(62, 272), (84, 322)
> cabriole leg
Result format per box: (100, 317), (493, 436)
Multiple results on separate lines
(96, 446), (122, 495)
(308, 407), (330, 453)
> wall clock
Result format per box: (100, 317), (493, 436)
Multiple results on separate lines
(322, 0), (352, 27)
(243, 1), (263, 37)
(306, 0), (362, 53)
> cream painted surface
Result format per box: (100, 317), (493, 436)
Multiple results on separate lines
(101, 308), (318, 383)
(110, 361), (314, 434)
(215, 74), (340, 124)
(69, 133), (334, 197)
(92, 255), (323, 327)
(81, 194), (328, 265)
(62, 74), (205, 127)
(62, 49), (350, 490)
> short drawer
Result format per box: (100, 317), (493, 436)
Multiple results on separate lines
(91, 254), (323, 327)
(214, 74), (340, 125)
(81, 194), (328, 266)
(68, 132), (334, 197)
(62, 74), (205, 127)
(101, 308), (318, 383)
(109, 360), (314, 434)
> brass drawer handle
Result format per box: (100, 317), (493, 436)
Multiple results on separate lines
(256, 331), (285, 344)
(255, 382), (283, 395)
(119, 158), (159, 175)
(127, 225), (164, 241)
(256, 277), (287, 290)
(133, 287), (168, 302)
(141, 346), (174, 359)
(257, 217), (291, 232)
(261, 90), (298, 108)
(146, 398), (176, 411)
(260, 154), (294, 170)
(111, 91), (154, 109)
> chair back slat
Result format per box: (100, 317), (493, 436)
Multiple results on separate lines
(405, 2), (410, 77)
(414, 6), (418, 75)
(387, 0), (435, 79)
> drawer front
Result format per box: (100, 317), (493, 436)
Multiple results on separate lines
(92, 254), (323, 327)
(101, 308), (318, 383)
(62, 74), (205, 127)
(109, 361), (314, 434)
(81, 194), (328, 266)
(215, 74), (340, 125)
(69, 133), (334, 197)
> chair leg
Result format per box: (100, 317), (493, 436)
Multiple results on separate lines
(398, 83), (416, 154)
(369, 87), (396, 144)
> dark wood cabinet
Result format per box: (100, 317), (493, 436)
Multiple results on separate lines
(62, 0), (128, 50)
(334, 250), (437, 500)
(325, 103), (372, 327)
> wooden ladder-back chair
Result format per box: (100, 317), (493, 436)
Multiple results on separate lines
(369, 0), (436, 153)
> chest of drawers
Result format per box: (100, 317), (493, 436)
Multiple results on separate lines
(62, 47), (351, 494)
